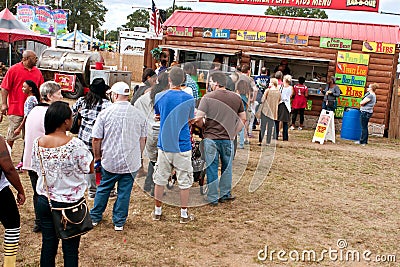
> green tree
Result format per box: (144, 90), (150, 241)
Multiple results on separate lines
(123, 9), (149, 30)
(264, 7), (328, 19)
(165, 5), (192, 19)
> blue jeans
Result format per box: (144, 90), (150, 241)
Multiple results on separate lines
(90, 168), (136, 227)
(360, 111), (372, 144)
(203, 139), (234, 204)
(238, 127), (245, 147)
(37, 195), (81, 267)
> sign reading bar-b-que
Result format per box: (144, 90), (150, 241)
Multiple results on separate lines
(236, 30), (266, 42)
(198, 0), (379, 12)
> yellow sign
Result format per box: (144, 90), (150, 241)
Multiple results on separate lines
(278, 34), (308, 46)
(337, 51), (370, 65)
(338, 85), (365, 98)
(236, 30), (266, 42)
(362, 41), (395, 54)
(312, 110), (335, 144)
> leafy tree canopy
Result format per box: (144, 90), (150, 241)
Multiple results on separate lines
(264, 7), (328, 19)
(165, 5), (192, 19)
(123, 5), (192, 30)
(123, 9), (149, 30)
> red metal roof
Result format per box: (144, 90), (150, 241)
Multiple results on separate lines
(163, 11), (400, 44)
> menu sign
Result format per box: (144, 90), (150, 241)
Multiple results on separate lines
(335, 73), (367, 87)
(338, 85), (365, 98)
(336, 63), (368, 76)
(198, 0), (380, 12)
(320, 37), (352, 50)
(362, 41), (395, 54)
(278, 34), (308, 46)
(236, 30), (266, 42)
(337, 51), (369, 65)
(166, 26), (193, 37)
(337, 96), (362, 108)
(203, 28), (230, 39)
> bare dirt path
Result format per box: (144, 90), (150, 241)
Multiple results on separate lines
(1, 110), (399, 266)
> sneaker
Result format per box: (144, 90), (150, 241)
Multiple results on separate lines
(88, 194), (95, 200)
(244, 140), (250, 145)
(114, 225), (123, 231)
(92, 221), (99, 227)
(109, 190), (117, 199)
(289, 126), (295, 130)
(180, 214), (195, 224)
(151, 211), (161, 221)
(298, 127), (303, 130)
(354, 141), (360, 144)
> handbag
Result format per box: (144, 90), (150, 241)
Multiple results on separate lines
(37, 148), (93, 239)
(70, 111), (81, 134)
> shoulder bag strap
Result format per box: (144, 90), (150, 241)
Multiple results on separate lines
(37, 145), (53, 209)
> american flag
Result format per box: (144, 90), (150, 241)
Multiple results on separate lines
(150, 0), (162, 36)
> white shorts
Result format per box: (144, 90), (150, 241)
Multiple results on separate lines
(153, 149), (193, 189)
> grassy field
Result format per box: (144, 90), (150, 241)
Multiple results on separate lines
(0, 109), (399, 266)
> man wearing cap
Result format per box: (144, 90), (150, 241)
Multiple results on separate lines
(90, 82), (146, 231)
(71, 78), (112, 200)
(1, 50), (44, 148)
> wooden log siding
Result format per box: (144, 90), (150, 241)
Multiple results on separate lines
(162, 28), (398, 126)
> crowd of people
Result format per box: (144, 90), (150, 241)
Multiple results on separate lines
(0, 51), (378, 266)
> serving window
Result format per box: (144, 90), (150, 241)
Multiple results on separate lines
(250, 55), (330, 92)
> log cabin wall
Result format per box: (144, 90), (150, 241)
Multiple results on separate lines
(162, 28), (398, 128)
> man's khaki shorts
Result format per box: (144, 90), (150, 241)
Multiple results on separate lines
(7, 115), (23, 141)
(153, 149), (193, 190)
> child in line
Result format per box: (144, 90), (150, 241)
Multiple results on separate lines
(14, 80), (40, 170)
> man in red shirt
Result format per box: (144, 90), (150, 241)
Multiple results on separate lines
(1, 50), (44, 148)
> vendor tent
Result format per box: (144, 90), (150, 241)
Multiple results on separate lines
(0, 8), (51, 66)
(58, 30), (102, 45)
(0, 8), (51, 46)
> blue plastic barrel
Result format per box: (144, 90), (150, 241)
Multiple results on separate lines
(340, 108), (361, 141)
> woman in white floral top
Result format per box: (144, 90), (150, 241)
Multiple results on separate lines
(31, 101), (93, 267)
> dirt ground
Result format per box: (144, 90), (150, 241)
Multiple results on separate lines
(0, 107), (399, 266)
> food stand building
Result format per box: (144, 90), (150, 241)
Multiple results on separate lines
(145, 11), (400, 134)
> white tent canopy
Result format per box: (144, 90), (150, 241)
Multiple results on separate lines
(58, 30), (101, 45)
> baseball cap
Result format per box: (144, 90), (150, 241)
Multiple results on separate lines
(108, 82), (131, 96)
